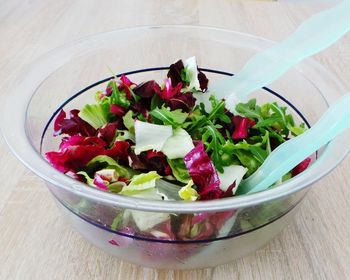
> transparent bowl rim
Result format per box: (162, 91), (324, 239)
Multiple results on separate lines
(1, 25), (349, 213)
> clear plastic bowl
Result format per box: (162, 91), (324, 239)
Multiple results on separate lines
(2, 26), (349, 269)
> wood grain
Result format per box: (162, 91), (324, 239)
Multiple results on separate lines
(0, 0), (349, 279)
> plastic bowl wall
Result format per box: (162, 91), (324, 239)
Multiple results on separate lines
(2, 26), (349, 269)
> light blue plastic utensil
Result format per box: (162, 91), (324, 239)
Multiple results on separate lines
(210, 0), (350, 108)
(236, 92), (350, 195)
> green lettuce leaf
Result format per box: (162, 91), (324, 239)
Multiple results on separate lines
(76, 171), (95, 186)
(120, 171), (161, 195)
(87, 155), (130, 178)
(122, 110), (135, 134)
(134, 120), (173, 155)
(218, 165), (247, 193)
(150, 107), (188, 128)
(161, 128), (194, 159)
(167, 158), (191, 183)
(178, 180), (199, 201)
(183, 56), (201, 90)
(78, 103), (109, 129)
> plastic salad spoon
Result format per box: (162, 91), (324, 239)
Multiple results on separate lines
(236, 92), (350, 195)
(209, 0), (350, 109)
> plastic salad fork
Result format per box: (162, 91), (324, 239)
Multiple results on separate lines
(236, 92), (350, 195)
(209, 0), (350, 109)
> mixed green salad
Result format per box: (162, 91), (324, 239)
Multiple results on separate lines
(46, 57), (311, 202)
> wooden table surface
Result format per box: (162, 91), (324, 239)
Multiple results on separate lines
(0, 1), (349, 279)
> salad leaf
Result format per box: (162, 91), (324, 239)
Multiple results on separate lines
(231, 115), (256, 140)
(95, 169), (119, 182)
(134, 80), (161, 98)
(54, 109), (96, 137)
(188, 95), (226, 134)
(122, 110), (135, 134)
(180, 66), (191, 85)
(167, 158), (191, 183)
(166, 91), (196, 113)
(93, 173), (109, 190)
(77, 171), (94, 186)
(127, 207), (170, 231)
(183, 56), (201, 91)
(108, 181), (127, 193)
(98, 122), (120, 145)
(167, 59), (185, 87)
(221, 141), (261, 175)
(198, 71), (209, 91)
(115, 130), (135, 142)
(104, 141), (130, 161)
(134, 120), (173, 155)
(178, 180), (199, 201)
(78, 104), (109, 129)
(249, 145), (268, 164)
(120, 171), (161, 195)
(291, 157), (311, 177)
(161, 128), (194, 159)
(155, 179), (182, 200)
(157, 78), (183, 100)
(109, 80), (131, 108)
(201, 121), (226, 173)
(46, 136), (107, 173)
(233, 150), (260, 176)
(150, 107), (188, 127)
(118, 75), (136, 101)
(184, 142), (222, 200)
(110, 104), (126, 117)
(253, 117), (281, 129)
(111, 212), (124, 230)
(289, 123), (307, 136)
(58, 135), (105, 151)
(235, 99), (262, 121)
(87, 155), (130, 178)
(141, 151), (172, 176)
(218, 165), (247, 194)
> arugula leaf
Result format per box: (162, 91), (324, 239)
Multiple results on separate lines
(267, 129), (286, 143)
(289, 123), (307, 136)
(201, 121), (226, 173)
(180, 66), (191, 85)
(188, 95), (227, 134)
(218, 114), (231, 124)
(221, 140), (267, 174)
(232, 149), (260, 176)
(150, 94), (163, 110)
(270, 103), (287, 126)
(208, 95), (226, 122)
(249, 146), (268, 164)
(235, 99), (262, 121)
(150, 107), (188, 127)
(109, 80), (131, 108)
(254, 117), (281, 129)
